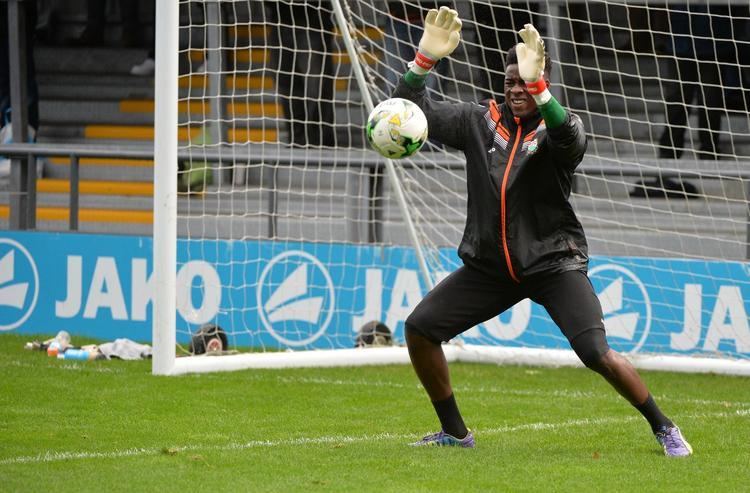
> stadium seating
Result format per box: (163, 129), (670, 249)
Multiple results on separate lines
(0, 1), (747, 262)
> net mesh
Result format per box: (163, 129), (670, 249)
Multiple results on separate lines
(173, 0), (750, 361)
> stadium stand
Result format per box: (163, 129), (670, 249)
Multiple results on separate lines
(1, 1), (747, 262)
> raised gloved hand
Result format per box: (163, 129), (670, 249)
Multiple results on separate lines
(411, 6), (462, 75)
(516, 24), (547, 95)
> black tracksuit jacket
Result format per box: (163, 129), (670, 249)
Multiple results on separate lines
(393, 79), (589, 282)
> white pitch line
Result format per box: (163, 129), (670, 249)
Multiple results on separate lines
(249, 374), (750, 410)
(1, 409), (747, 466)
(0, 359), (124, 374)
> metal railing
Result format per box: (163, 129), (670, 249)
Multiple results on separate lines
(1, 143), (154, 231)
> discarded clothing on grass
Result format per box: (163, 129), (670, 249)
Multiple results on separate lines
(97, 339), (152, 360)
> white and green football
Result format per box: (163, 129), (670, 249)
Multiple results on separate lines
(366, 98), (428, 159)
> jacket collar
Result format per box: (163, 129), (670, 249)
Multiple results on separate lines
(496, 101), (544, 135)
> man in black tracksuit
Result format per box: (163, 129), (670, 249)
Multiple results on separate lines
(397, 8), (692, 456)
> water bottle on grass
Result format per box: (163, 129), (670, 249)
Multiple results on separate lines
(46, 331), (71, 357)
(58, 349), (91, 361)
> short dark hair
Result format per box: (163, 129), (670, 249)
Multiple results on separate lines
(505, 45), (553, 79)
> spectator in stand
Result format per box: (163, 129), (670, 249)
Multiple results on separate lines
(565, 3), (669, 54)
(129, 2), (214, 77)
(0, 1), (39, 147)
(634, 5), (738, 198)
(722, 7), (750, 119)
(122, 1), (156, 76)
(129, 47), (155, 76)
(657, 4), (732, 161)
(267, 1), (336, 147)
(35, 0), (58, 45)
(62, 0), (159, 77)
(66, 0), (143, 48)
(65, 0), (106, 45)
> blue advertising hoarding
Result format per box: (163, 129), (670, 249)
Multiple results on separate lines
(0, 231), (748, 358)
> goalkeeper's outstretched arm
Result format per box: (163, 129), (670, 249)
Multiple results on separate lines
(402, 6), (462, 89)
(516, 24), (587, 167)
(393, 6), (471, 150)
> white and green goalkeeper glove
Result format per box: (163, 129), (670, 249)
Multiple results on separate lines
(517, 23), (568, 127)
(516, 24), (551, 104)
(409, 6), (462, 75)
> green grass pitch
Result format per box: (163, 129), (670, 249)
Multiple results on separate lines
(1, 333), (749, 492)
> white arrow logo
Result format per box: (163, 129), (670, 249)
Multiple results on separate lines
(0, 238), (40, 331)
(589, 263), (652, 353)
(257, 250), (335, 346)
(264, 264), (324, 324)
(0, 251), (29, 309)
(597, 276), (639, 340)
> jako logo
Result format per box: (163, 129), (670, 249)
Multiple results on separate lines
(256, 250), (335, 346)
(0, 239), (40, 331)
(589, 263), (652, 353)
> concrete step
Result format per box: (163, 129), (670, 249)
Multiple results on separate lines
(40, 98), (349, 126)
(0, 214), (153, 236)
(575, 171), (749, 201)
(38, 124), (279, 143)
(569, 90), (750, 120)
(43, 156), (154, 181)
(5, 193), (152, 210)
(0, 204), (152, 225)
(118, 99), (283, 118)
(576, 110), (750, 140)
(37, 73), (155, 99)
(36, 47), (149, 75)
(36, 44), (379, 76)
(36, 73), (277, 100)
(16, 179), (740, 231)
(581, 137), (750, 160)
(584, 227), (746, 261)
(37, 124), (365, 149)
(40, 100), (152, 126)
(571, 195), (748, 236)
(36, 178), (153, 196)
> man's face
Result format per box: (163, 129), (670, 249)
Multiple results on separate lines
(504, 64), (541, 120)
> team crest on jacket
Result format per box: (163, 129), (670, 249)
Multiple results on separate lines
(523, 138), (539, 155)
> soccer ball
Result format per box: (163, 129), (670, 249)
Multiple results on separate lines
(366, 98), (428, 159)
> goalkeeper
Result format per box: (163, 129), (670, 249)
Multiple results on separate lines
(394, 7), (692, 457)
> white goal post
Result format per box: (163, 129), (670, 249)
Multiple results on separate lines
(153, 0), (750, 376)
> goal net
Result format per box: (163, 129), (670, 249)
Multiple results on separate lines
(153, 0), (750, 375)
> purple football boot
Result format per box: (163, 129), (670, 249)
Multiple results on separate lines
(412, 430), (475, 448)
(655, 425), (693, 457)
